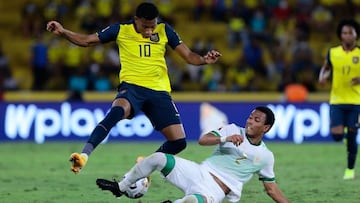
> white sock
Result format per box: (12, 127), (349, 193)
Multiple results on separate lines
(119, 152), (166, 191)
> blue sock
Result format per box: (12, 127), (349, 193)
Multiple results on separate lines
(83, 106), (124, 155)
(331, 133), (344, 142)
(346, 130), (358, 169)
(156, 138), (187, 154)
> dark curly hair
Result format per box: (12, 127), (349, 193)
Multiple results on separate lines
(336, 19), (360, 40)
(135, 2), (159, 20)
(255, 106), (275, 127)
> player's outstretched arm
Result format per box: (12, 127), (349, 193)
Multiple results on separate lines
(263, 181), (291, 203)
(198, 133), (223, 145)
(175, 43), (221, 65)
(198, 133), (243, 146)
(318, 59), (331, 85)
(46, 20), (101, 47)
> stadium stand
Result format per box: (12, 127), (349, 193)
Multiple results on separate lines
(1, 0), (352, 94)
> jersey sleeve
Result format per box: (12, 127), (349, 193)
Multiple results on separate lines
(326, 49), (332, 67)
(258, 153), (276, 182)
(97, 23), (120, 43)
(165, 23), (182, 49)
(210, 123), (239, 138)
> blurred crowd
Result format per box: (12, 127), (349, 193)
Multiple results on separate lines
(2, 0), (360, 95)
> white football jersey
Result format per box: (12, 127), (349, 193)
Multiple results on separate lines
(201, 123), (275, 202)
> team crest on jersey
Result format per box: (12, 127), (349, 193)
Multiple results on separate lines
(150, 33), (159, 42)
(353, 56), (359, 64)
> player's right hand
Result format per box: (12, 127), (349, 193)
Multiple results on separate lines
(228, 134), (244, 146)
(318, 68), (331, 85)
(46, 21), (64, 35)
(69, 153), (88, 174)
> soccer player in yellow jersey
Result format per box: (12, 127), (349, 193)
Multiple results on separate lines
(319, 19), (360, 180)
(46, 2), (221, 174)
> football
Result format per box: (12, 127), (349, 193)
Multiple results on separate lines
(123, 176), (151, 199)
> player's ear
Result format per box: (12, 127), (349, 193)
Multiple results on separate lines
(263, 124), (271, 133)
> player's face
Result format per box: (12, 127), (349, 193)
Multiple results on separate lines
(245, 110), (270, 139)
(341, 25), (357, 45)
(134, 17), (157, 38)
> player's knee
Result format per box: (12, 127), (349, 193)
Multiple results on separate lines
(175, 138), (187, 153)
(167, 138), (187, 154)
(332, 134), (344, 142)
(348, 127), (358, 134)
(100, 106), (125, 129)
(156, 138), (187, 155)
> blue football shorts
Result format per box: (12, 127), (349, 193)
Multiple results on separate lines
(330, 104), (360, 128)
(115, 82), (182, 130)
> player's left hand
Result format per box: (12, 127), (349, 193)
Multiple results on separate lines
(203, 50), (222, 64)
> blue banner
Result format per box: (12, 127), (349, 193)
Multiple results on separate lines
(0, 101), (351, 144)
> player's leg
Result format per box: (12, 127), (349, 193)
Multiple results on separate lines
(346, 127), (357, 171)
(343, 105), (360, 180)
(82, 98), (131, 154)
(329, 105), (345, 142)
(82, 83), (144, 155)
(118, 152), (168, 191)
(70, 98), (130, 173)
(70, 83), (141, 173)
(97, 153), (222, 201)
(120, 153), (203, 192)
(96, 152), (167, 197)
(157, 124), (187, 154)
(143, 91), (186, 154)
(164, 157), (225, 203)
(97, 153), (207, 200)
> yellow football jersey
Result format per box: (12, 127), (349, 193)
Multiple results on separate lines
(328, 45), (360, 104)
(97, 21), (182, 92)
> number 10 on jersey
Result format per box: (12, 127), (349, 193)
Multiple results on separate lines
(139, 44), (151, 57)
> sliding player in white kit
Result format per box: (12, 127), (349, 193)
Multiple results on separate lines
(96, 106), (291, 203)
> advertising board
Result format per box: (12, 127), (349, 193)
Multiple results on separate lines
(1, 101), (349, 143)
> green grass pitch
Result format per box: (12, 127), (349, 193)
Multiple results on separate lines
(0, 141), (359, 203)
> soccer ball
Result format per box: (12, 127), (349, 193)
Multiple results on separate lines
(123, 176), (151, 199)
